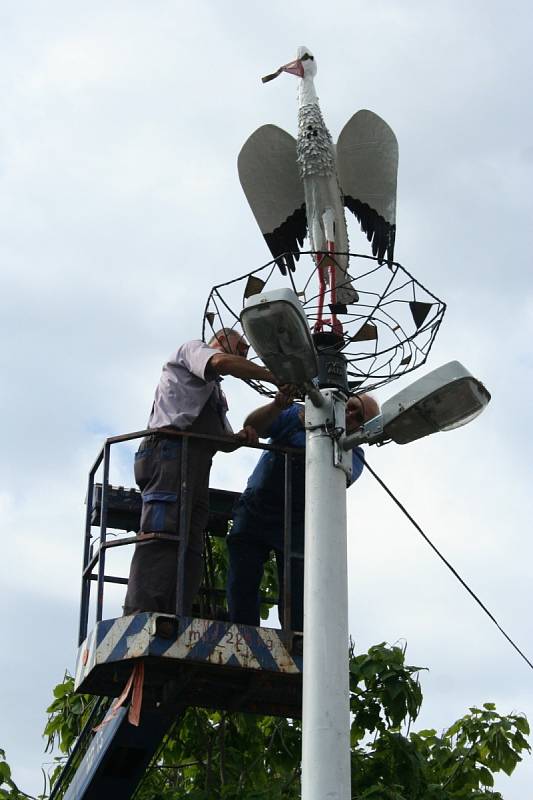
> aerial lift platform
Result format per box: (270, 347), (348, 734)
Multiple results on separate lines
(51, 429), (302, 800)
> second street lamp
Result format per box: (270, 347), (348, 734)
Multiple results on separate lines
(343, 361), (491, 449)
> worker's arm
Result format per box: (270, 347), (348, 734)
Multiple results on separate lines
(208, 352), (277, 385)
(214, 424), (260, 453)
(243, 391), (295, 438)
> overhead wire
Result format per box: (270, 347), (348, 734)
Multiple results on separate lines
(356, 451), (533, 673)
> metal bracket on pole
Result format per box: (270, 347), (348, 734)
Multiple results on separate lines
(304, 389), (333, 431)
(342, 413), (385, 450)
(304, 389), (352, 481)
(331, 393), (353, 484)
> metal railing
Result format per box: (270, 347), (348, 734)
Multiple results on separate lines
(78, 428), (304, 646)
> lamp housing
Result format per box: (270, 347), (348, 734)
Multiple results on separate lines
(240, 288), (319, 385)
(343, 361), (491, 449)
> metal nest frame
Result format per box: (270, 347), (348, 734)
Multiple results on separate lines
(202, 251), (446, 396)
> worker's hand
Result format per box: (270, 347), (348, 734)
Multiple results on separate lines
(235, 425), (259, 446)
(274, 387), (296, 409)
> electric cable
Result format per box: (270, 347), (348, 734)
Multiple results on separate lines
(357, 452), (533, 673)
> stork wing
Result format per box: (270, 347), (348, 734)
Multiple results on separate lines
(336, 110), (398, 263)
(238, 124), (307, 274)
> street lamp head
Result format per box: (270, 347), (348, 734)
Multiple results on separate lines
(240, 288), (319, 385)
(381, 361), (491, 444)
(343, 361), (491, 449)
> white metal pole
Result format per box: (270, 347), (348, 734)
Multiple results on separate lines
(301, 388), (351, 800)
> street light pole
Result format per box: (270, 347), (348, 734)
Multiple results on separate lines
(241, 290), (355, 798)
(301, 387), (352, 800)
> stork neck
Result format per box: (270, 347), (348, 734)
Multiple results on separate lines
(298, 74), (318, 108)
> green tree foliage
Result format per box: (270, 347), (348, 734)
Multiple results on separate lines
(0, 747), (43, 800)
(0, 748), (27, 799)
(43, 671), (97, 757)
(134, 709), (302, 800)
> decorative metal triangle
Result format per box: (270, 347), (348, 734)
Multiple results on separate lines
(350, 322), (378, 342)
(244, 275), (266, 300)
(409, 301), (432, 329)
(329, 303), (348, 315)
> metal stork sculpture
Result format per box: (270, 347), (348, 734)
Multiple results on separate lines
(205, 48), (447, 800)
(238, 45), (398, 336)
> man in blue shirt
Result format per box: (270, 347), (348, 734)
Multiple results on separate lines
(226, 391), (379, 631)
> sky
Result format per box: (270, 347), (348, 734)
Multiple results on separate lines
(1, 0), (532, 796)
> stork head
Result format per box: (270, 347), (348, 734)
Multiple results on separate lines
(296, 46), (317, 78)
(262, 46), (316, 83)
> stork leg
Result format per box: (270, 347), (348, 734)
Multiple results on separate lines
(313, 245), (343, 336)
(314, 253), (327, 333)
(326, 241), (343, 337)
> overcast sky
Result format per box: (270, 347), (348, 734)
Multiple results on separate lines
(1, 1), (532, 797)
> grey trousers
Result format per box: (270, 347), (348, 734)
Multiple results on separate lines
(123, 434), (213, 616)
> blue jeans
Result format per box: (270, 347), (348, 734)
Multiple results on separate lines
(226, 500), (304, 631)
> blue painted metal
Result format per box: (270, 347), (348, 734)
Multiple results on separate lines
(59, 611), (303, 799)
(96, 442), (110, 623)
(78, 445), (105, 644)
(74, 612), (302, 723)
(76, 613), (302, 693)
(60, 703), (184, 800)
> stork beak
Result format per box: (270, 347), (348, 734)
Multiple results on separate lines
(280, 59), (305, 78)
(261, 58), (304, 83)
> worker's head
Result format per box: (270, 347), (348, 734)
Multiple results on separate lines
(345, 393), (380, 433)
(209, 329), (250, 358)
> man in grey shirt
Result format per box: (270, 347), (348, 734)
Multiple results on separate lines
(123, 329), (279, 617)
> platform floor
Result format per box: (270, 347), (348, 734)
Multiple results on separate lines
(76, 613), (303, 718)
